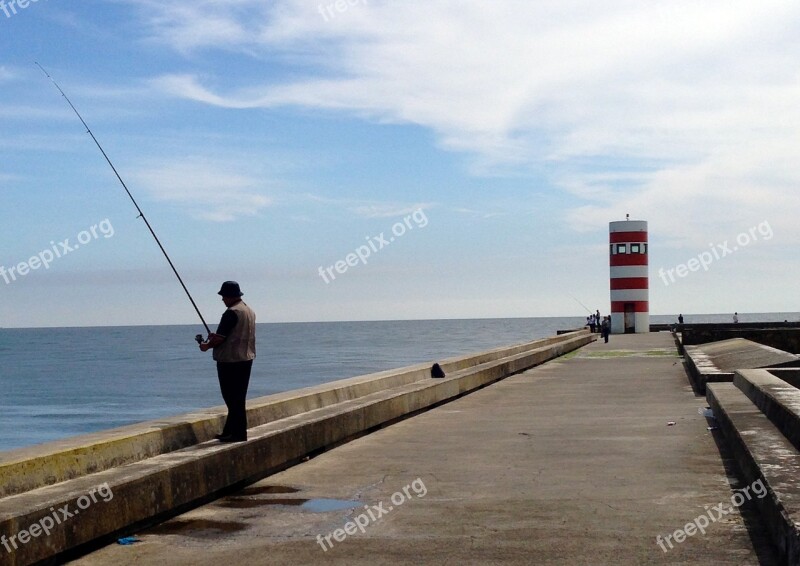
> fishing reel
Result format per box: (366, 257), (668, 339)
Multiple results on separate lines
(195, 334), (204, 345)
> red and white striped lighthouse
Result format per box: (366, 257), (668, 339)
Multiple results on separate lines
(609, 219), (649, 334)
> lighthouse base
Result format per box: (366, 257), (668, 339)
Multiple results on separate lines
(611, 312), (650, 334)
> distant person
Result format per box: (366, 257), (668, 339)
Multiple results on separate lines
(595, 310), (601, 332)
(678, 314), (684, 325)
(588, 315), (596, 333)
(733, 312), (739, 324)
(199, 281), (256, 442)
(601, 316), (610, 343)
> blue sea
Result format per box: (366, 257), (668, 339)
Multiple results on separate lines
(1, 313), (797, 453)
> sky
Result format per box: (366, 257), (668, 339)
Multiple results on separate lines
(1, 0), (798, 328)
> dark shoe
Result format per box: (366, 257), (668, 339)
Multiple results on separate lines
(219, 435), (247, 443)
(214, 434), (227, 440)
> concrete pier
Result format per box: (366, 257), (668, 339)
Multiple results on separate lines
(70, 333), (777, 565)
(0, 331), (593, 566)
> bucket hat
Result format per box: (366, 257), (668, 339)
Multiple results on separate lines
(218, 281), (244, 297)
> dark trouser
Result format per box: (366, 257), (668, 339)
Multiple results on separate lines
(216, 360), (253, 439)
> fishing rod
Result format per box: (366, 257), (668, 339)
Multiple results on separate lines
(36, 62), (212, 336)
(569, 295), (593, 316)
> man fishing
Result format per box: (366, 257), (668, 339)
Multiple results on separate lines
(199, 281), (257, 442)
(38, 66), (259, 442)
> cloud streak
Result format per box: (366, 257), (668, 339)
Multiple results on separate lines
(131, 158), (273, 222)
(0, 66), (15, 82)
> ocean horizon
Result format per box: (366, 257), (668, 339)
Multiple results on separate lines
(4, 310), (799, 330)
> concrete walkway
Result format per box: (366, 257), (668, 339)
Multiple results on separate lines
(71, 333), (777, 565)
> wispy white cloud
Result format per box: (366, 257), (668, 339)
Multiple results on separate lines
(300, 194), (433, 218)
(452, 207), (510, 219)
(129, 0), (267, 53)
(131, 0), (800, 242)
(349, 203), (433, 218)
(131, 158), (273, 222)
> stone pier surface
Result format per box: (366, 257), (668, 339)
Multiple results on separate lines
(72, 333), (777, 565)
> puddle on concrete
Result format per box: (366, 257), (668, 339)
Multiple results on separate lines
(301, 499), (361, 513)
(219, 497), (361, 512)
(146, 519), (248, 537)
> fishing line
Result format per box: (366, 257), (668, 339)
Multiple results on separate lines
(569, 295), (593, 315)
(36, 62), (211, 335)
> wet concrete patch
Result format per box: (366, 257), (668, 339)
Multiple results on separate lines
(580, 349), (679, 359)
(238, 485), (301, 496)
(219, 498), (306, 509)
(146, 519), (248, 537)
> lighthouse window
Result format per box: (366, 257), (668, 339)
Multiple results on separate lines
(616, 244), (627, 254)
(630, 243), (641, 253)
(610, 244), (615, 255)
(643, 243), (648, 254)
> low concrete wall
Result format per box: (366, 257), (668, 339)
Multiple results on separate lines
(0, 330), (594, 566)
(707, 375), (800, 564)
(683, 338), (800, 395)
(734, 369), (800, 451)
(680, 323), (800, 354)
(768, 368), (800, 389)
